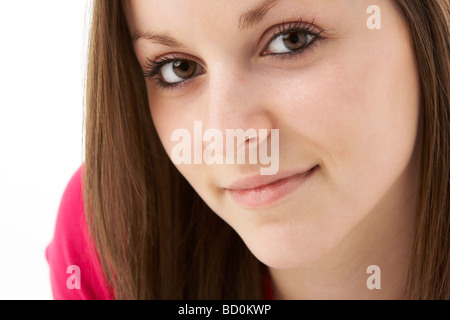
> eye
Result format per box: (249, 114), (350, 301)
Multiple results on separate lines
(267, 32), (315, 54)
(143, 55), (205, 89)
(261, 19), (323, 57)
(160, 60), (202, 84)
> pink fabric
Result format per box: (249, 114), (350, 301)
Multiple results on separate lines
(46, 164), (114, 300)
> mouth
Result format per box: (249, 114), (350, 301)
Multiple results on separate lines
(224, 165), (319, 208)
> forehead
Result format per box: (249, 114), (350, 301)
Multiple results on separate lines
(124, 0), (273, 27)
(124, 0), (335, 34)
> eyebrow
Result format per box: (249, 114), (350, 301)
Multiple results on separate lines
(238, 0), (279, 30)
(132, 0), (280, 46)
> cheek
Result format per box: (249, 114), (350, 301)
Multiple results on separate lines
(147, 85), (200, 155)
(147, 86), (215, 197)
(147, 87), (182, 149)
(280, 27), (420, 208)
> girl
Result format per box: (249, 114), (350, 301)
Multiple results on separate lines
(47, 0), (449, 299)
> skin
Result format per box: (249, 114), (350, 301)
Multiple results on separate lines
(124, 0), (422, 299)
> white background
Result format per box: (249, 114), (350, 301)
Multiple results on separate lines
(0, 0), (90, 299)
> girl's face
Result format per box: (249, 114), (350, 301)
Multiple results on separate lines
(125, 0), (421, 268)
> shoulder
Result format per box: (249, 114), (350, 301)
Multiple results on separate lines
(46, 164), (114, 300)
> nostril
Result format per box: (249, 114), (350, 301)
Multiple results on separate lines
(237, 132), (258, 151)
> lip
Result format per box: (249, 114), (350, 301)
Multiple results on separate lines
(225, 165), (318, 208)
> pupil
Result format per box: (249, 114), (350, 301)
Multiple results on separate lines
(289, 33), (299, 43)
(180, 61), (190, 71)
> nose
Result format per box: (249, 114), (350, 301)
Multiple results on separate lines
(201, 63), (275, 158)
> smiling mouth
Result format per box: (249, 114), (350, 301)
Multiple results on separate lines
(225, 165), (319, 208)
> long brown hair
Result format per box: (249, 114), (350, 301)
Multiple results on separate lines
(83, 0), (449, 299)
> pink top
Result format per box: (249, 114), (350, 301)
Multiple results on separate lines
(46, 165), (114, 299)
(46, 165), (274, 300)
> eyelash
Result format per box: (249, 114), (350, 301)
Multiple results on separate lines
(143, 18), (324, 91)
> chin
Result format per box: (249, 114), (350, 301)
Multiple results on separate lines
(240, 222), (342, 270)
